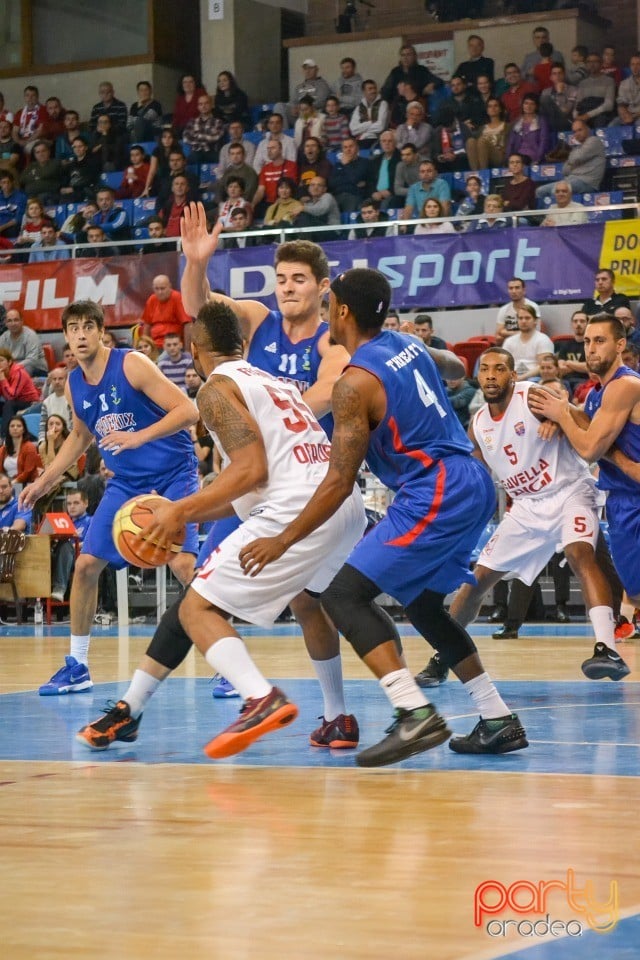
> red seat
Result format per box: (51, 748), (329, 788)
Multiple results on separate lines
(452, 340), (489, 373)
(468, 335), (496, 344)
(42, 343), (57, 370)
(551, 334), (574, 344)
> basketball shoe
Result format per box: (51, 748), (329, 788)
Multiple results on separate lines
(38, 656), (93, 696)
(356, 704), (450, 767)
(449, 714), (528, 754)
(212, 674), (240, 698)
(415, 653), (449, 688)
(76, 700), (141, 750)
(581, 642), (631, 681)
(310, 713), (359, 748)
(614, 616), (640, 641)
(204, 686), (298, 759)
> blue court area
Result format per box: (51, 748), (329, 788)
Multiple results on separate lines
(498, 914), (640, 960)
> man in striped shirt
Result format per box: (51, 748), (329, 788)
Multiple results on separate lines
(157, 333), (192, 392)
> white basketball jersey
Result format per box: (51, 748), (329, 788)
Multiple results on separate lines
(472, 381), (592, 499)
(207, 359), (331, 522)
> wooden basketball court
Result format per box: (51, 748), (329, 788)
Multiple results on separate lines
(1, 621), (638, 959)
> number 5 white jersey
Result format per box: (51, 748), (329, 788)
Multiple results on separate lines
(472, 382), (593, 499)
(207, 359), (336, 523)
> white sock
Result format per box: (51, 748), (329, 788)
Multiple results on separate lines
(70, 635), (90, 667)
(122, 670), (162, 719)
(204, 636), (272, 701)
(379, 668), (428, 711)
(311, 655), (346, 721)
(464, 672), (510, 720)
(588, 605), (615, 649)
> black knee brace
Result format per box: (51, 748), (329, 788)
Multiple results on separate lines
(405, 587), (477, 670)
(145, 595), (193, 671)
(321, 564), (402, 658)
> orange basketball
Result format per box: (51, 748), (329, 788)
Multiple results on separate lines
(112, 494), (185, 569)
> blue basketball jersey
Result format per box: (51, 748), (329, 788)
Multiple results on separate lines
(247, 310), (333, 436)
(349, 330), (473, 493)
(585, 365), (640, 496)
(69, 348), (196, 481)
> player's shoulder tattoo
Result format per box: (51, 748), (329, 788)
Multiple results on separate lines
(197, 375), (259, 452)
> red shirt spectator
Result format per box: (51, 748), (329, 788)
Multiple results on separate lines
(258, 159), (298, 204)
(141, 277), (191, 347)
(500, 67), (538, 122)
(172, 75), (207, 134)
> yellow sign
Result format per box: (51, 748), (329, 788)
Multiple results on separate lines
(600, 221), (640, 297)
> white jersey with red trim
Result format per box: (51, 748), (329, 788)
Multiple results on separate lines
(472, 381), (592, 499)
(208, 359), (332, 522)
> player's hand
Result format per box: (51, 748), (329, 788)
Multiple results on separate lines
(239, 535), (287, 576)
(528, 386), (569, 423)
(99, 430), (140, 454)
(19, 478), (49, 509)
(180, 201), (223, 264)
(537, 419), (559, 441)
(142, 501), (186, 556)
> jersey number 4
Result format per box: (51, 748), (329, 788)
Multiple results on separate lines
(265, 384), (322, 434)
(414, 370), (446, 418)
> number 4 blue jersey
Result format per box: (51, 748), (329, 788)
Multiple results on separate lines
(349, 330), (473, 492)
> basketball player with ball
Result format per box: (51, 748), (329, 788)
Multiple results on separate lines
(76, 300), (366, 758)
(19, 300), (200, 696)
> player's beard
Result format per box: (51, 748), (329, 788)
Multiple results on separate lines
(482, 383), (511, 404)
(586, 354), (616, 377)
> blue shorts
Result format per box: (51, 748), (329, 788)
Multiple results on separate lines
(83, 465), (200, 569)
(604, 493), (640, 598)
(347, 456), (496, 606)
(196, 515), (241, 567)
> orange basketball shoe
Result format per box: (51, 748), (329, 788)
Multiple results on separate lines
(204, 686), (298, 759)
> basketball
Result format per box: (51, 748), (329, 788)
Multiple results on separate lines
(112, 494), (184, 568)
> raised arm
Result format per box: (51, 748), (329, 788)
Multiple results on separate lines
(239, 367), (375, 575)
(180, 201), (269, 340)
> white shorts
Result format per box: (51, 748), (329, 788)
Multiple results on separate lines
(477, 478), (600, 586)
(190, 490), (367, 627)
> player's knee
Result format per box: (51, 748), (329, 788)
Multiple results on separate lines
(72, 553), (106, 586)
(169, 551), (196, 587)
(146, 596), (192, 670)
(563, 540), (594, 572)
(322, 565), (399, 658)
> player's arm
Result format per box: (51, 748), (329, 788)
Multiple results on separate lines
(143, 376), (268, 548)
(99, 352), (198, 454)
(529, 378), (640, 461)
(179, 201), (268, 339)
(426, 346), (466, 380)
(604, 447), (640, 484)
(19, 386), (93, 508)
(239, 367), (374, 575)
(301, 331), (350, 419)
(467, 418), (486, 464)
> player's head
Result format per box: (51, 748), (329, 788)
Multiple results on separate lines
(61, 300), (105, 334)
(274, 240), (330, 321)
(192, 301), (243, 377)
(477, 347), (516, 404)
(330, 269), (391, 338)
(584, 313), (627, 377)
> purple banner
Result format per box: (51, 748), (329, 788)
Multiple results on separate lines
(194, 223), (605, 311)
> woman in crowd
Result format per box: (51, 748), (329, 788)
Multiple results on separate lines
(135, 335), (160, 363)
(474, 193), (509, 231)
(505, 93), (550, 164)
(0, 351), (41, 439)
(16, 197), (47, 248)
(414, 197), (456, 235)
(263, 177), (304, 226)
(172, 74), (207, 135)
(466, 97), (510, 170)
(213, 71), (250, 127)
(475, 74), (494, 119)
(115, 144), (150, 200)
(0, 414), (42, 485)
(35, 413), (85, 513)
(142, 126), (181, 197)
(454, 174), (486, 230)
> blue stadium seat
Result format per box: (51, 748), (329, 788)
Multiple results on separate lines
(452, 169), (491, 194)
(100, 171), (122, 189)
(137, 141), (156, 156)
(529, 162), (563, 182)
(199, 163), (217, 187)
(132, 197), (157, 224)
(595, 125), (632, 157)
(133, 226), (149, 239)
(245, 130), (264, 145)
(118, 199), (134, 224)
(581, 190), (624, 222)
(23, 412), (41, 439)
